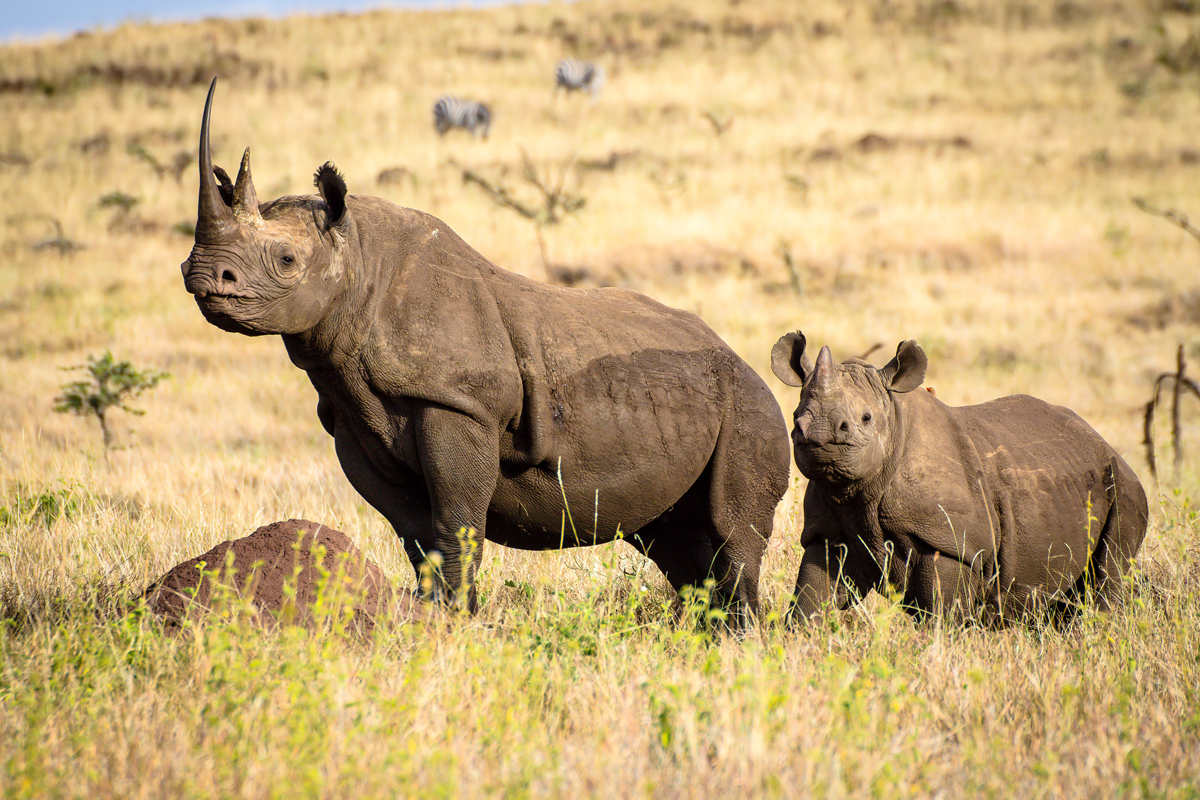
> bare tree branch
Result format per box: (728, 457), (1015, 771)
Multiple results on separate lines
(1132, 197), (1200, 244)
(456, 152), (585, 227)
(857, 343), (884, 361)
(454, 151), (587, 275)
(518, 147), (584, 224)
(1144, 344), (1200, 482)
(454, 159), (539, 221)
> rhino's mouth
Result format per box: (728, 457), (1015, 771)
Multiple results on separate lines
(793, 438), (856, 469)
(792, 432), (852, 450)
(793, 446), (862, 486)
(195, 295), (236, 319)
(194, 296), (266, 336)
(183, 270), (244, 298)
(188, 283), (250, 301)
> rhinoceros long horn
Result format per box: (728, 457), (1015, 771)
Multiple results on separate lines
(233, 148), (265, 228)
(197, 78), (236, 240)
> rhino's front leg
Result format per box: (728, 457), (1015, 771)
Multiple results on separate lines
(787, 535), (880, 626)
(415, 405), (500, 613)
(331, 422), (435, 576)
(788, 540), (845, 624)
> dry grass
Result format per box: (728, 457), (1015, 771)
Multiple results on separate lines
(1, 0), (1199, 796)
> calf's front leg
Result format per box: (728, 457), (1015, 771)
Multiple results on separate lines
(787, 534), (880, 626)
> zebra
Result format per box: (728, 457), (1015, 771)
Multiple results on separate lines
(432, 96), (492, 139)
(554, 59), (605, 98)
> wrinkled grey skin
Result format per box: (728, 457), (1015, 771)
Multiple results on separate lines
(771, 331), (1148, 624)
(180, 80), (790, 624)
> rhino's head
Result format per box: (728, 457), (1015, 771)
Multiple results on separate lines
(181, 79), (349, 337)
(771, 332), (927, 487)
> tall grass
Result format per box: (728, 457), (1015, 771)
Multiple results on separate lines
(1, 497), (1197, 797)
(2, 0), (1199, 795)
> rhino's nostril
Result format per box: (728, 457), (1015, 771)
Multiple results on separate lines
(221, 269), (237, 284)
(839, 421), (849, 433)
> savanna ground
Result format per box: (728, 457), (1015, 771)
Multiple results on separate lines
(1, 0), (1199, 796)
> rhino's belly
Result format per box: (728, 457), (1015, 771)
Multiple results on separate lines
(484, 456), (710, 550)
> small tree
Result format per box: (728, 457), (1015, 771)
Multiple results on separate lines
(454, 148), (586, 272)
(54, 351), (170, 449)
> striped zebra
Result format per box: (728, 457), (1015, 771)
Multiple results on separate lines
(554, 59), (605, 98)
(432, 96), (492, 139)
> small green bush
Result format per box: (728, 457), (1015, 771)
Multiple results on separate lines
(53, 351), (169, 449)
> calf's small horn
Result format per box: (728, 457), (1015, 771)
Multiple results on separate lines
(814, 345), (835, 392)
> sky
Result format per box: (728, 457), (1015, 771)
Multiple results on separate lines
(3, 0), (525, 43)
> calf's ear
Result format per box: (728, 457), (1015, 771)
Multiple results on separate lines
(880, 340), (927, 393)
(771, 330), (814, 387)
(314, 161), (348, 231)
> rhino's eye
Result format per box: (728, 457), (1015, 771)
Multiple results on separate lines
(280, 254), (295, 265)
(862, 412), (872, 424)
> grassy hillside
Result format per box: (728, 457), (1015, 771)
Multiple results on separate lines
(1, 0), (1198, 796)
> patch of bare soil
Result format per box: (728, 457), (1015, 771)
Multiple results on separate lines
(1128, 288), (1200, 329)
(377, 165), (416, 187)
(0, 52), (274, 96)
(144, 518), (418, 634)
(799, 131), (974, 163)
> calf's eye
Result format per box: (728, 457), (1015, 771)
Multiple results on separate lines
(862, 412), (872, 423)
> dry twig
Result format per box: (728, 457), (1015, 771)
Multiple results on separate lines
(454, 150), (586, 271)
(1144, 344), (1200, 480)
(127, 143), (194, 183)
(1132, 197), (1200, 244)
(702, 110), (733, 136)
(456, 162), (539, 221)
(27, 216), (84, 255)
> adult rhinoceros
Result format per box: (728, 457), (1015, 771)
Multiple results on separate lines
(180, 80), (790, 624)
(771, 330), (1148, 624)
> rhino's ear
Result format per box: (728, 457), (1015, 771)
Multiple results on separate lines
(213, 165), (234, 208)
(880, 340), (927, 393)
(314, 161), (347, 231)
(771, 330), (814, 387)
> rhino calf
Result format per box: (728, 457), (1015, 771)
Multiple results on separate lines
(180, 80), (790, 626)
(771, 331), (1149, 623)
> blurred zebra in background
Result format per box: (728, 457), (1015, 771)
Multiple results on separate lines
(432, 96), (492, 139)
(554, 59), (605, 98)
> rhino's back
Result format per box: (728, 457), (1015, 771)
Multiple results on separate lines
(492, 269), (732, 358)
(484, 271), (783, 544)
(488, 267), (766, 460)
(946, 394), (1118, 476)
(895, 392), (1135, 593)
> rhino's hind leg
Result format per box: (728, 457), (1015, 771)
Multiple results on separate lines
(1072, 459), (1150, 609)
(702, 385), (790, 629)
(626, 464), (773, 630)
(626, 511), (721, 619)
(903, 546), (983, 621)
